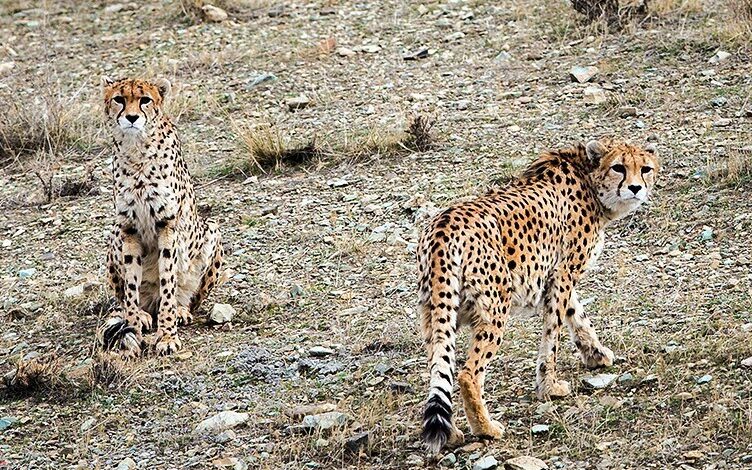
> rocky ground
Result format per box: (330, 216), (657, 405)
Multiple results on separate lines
(1, 0), (751, 469)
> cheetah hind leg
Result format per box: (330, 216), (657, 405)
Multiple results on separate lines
(190, 219), (223, 312)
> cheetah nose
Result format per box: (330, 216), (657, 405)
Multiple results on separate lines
(125, 115), (139, 124)
(628, 184), (642, 194)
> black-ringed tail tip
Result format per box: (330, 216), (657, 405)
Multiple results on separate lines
(99, 317), (143, 357)
(422, 394), (454, 454)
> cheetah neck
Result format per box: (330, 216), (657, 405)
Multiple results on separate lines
(112, 116), (175, 165)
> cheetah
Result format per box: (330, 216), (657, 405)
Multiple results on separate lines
(98, 77), (223, 357)
(418, 139), (659, 453)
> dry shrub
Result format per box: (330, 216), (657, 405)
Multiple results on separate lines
(346, 114), (437, 160)
(232, 122), (321, 174)
(89, 353), (130, 390)
(570, 0), (650, 28)
(2, 355), (76, 400)
(0, 85), (101, 169)
(729, 0), (752, 34)
(727, 147), (752, 182)
(177, 0), (272, 22)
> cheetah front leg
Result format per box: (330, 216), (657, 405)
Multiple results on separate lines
(155, 223), (182, 355)
(564, 291), (614, 369)
(535, 272), (574, 401)
(99, 229), (151, 357)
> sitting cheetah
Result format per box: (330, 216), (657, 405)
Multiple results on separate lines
(418, 139), (659, 453)
(98, 77), (223, 357)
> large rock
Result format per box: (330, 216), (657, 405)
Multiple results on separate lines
(301, 411), (348, 431)
(210, 303), (235, 324)
(581, 373), (618, 389)
(569, 65), (599, 83)
(202, 4), (228, 22)
(194, 410), (249, 434)
(473, 455), (498, 470)
(504, 456), (548, 470)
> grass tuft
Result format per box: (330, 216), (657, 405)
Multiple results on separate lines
(88, 353), (129, 391)
(230, 122), (321, 175)
(2, 355), (76, 400)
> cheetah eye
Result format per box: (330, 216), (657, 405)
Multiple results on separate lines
(140, 97), (152, 106)
(641, 166), (653, 174)
(112, 96), (125, 105)
(610, 164), (626, 174)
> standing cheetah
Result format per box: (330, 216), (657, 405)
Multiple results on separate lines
(418, 139), (659, 453)
(98, 77), (223, 357)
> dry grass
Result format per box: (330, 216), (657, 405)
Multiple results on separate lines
(231, 121), (321, 175)
(0, 85), (101, 169)
(706, 146), (752, 184)
(88, 353), (130, 391)
(2, 355), (76, 400)
(177, 0), (273, 23)
(344, 115), (438, 160)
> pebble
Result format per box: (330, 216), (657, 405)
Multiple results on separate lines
(494, 51), (513, 64)
(674, 392), (693, 401)
(18, 268), (36, 279)
(326, 178), (350, 188)
(248, 73), (277, 88)
(80, 417), (96, 432)
(0, 417), (18, 431)
(569, 65), (599, 83)
(215, 429), (236, 443)
(115, 458), (137, 470)
(581, 373), (618, 389)
(473, 455), (498, 470)
(0, 62), (15, 76)
(709, 50), (731, 63)
(286, 94), (312, 111)
(641, 374), (659, 385)
(64, 280), (101, 298)
(531, 424), (550, 434)
(618, 373), (634, 385)
(741, 357), (752, 368)
(210, 303), (235, 324)
(444, 31), (465, 42)
(403, 47), (430, 61)
(336, 47), (356, 57)
(202, 4), (228, 22)
(617, 106), (638, 117)
(696, 374), (712, 385)
(713, 118), (732, 127)
(344, 431), (369, 453)
(301, 411), (348, 431)
(504, 456), (549, 470)
(309, 346), (334, 357)
(211, 457), (247, 470)
(440, 452), (457, 467)
(583, 86), (607, 105)
(194, 411), (249, 434)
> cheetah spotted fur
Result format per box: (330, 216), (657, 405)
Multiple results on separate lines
(418, 139), (659, 453)
(98, 77), (223, 357)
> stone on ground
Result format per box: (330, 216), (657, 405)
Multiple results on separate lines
(503, 456), (549, 470)
(194, 411), (249, 434)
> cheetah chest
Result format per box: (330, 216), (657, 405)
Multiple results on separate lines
(116, 169), (178, 249)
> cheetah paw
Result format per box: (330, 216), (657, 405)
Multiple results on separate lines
(126, 308), (153, 334)
(99, 317), (143, 358)
(176, 306), (193, 326)
(537, 379), (571, 401)
(477, 419), (505, 440)
(155, 333), (182, 356)
(582, 345), (615, 369)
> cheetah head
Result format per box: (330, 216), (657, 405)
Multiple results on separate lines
(587, 139), (659, 219)
(102, 77), (171, 138)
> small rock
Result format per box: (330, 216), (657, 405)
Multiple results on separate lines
(356, 44), (381, 53)
(341, 306), (368, 316)
(210, 303), (235, 324)
(403, 47), (429, 61)
(202, 4), (228, 22)
(345, 431), (369, 453)
(683, 450), (703, 460)
(248, 73), (277, 88)
(617, 106), (638, 117)
(301, 411), (348, 431)
(211, 457), (247, 470)
(494, 51), (513, 64)
(709, 50), (731, 64)
(0, 417), (18, 431)
(641, 374), (659, 385)
(696, 374), (712, 384)
(570, 65), (599, 83)
(531, 424), (550, 434)
(711, 96), (727, 107)
(581, 373), (618, 389)
(80, 417), (96, 432)
(674, 392), (693, 401)
(309, 346), (334, 357)
(503, 456), (549, 470)
(18, 268), (36, 279)
(741, 357), (752, 368)
(286, 94), (312, 111)
(64, 280), (101, 298)
(713, 118), (732, 127)
(336, 47), (356, 57)
(406, 454), (425, 466)
(215, 429), (236, 443)
(473, 455), (499, 470)
(194, 411), (249, 434)
(583, 86), (607, 105)
(0, 62), (16, 76)
(390, 381), (413, 393)
(444, 31), (465, 42)
(116, 458), (137, 470)
(288, 403), (337, 419)
(440, 452), (457, 467)
(326, 178), (350, 188)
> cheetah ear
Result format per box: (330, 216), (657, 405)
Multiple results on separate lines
(153, 78), (171, 100)
(585, 140), (607, 165)
(101, 76), (114, 89)
(644, 143), (657, 154)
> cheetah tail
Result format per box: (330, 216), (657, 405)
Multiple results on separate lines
(420, 253), (460, 454)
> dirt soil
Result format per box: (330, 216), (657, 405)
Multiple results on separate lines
(1, 0), (751, 469)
